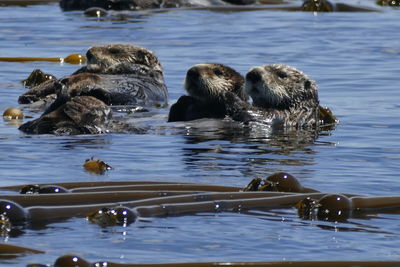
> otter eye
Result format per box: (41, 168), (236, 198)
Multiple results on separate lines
(213, 68), (224, 77)
(277, 71), (288, 79)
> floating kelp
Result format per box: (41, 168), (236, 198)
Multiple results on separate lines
(2, 175), (400, 265)
(83, 157), (113, 175)
(0, 176), (398, 231)
(0, 191), (314, 224)
(5, 189), (400, 227)
(318, 106), (338, 125)
(44, 254), (400, 267)
(297, 193), (400, 222)
(3, 190), (209, 207)
(87, 206), (136, 227)
(0, 243), (43, 259)
(20, 184), (69, 194)
(2, 107), (24, 120)
(376, 0), (400, 6)
(243, 172), (319, 193)
(0, 180), (202, 192)
(0, 200), (29, 225)
(297, 194), (352, 222)
(0, 53), (85, 64)
(70, 183), (241, 193)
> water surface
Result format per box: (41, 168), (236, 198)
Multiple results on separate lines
(0, 1), (400, 265)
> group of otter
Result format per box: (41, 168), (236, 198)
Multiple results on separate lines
(59, 0), (398, 13)
(17, 43), (336, 135)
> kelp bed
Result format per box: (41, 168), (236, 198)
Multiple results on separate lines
(1, 172), (400, 266)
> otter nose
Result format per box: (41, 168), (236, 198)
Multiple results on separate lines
(186, 67), (199, 79)
(246, 70), (261, 83)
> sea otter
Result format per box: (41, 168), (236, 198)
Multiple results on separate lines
(376, 0), (400, 6)
(168, 63), (247, 122)
(18, 94), (143, 135)
(59, 0), (379, 12)
(245, 64), (320, 128)
(19, 44), (168, 107)
(19, 95), (112, 135)
(18, 44), (166, 134)
(169, 63), (334, 128)
(60, 0), (256, 11)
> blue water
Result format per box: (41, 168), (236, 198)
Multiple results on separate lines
(0, 1), (400, 265)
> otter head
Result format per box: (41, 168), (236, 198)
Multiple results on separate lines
(85, 44), (163, 73)
(245, 64), (318, 110)
(184, 63), (245, 103)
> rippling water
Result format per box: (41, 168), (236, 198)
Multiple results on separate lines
(0, 1), (400, 265)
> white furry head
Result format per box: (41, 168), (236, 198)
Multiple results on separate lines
(184, 63), (245, 103)
(245, 64), (318, 110)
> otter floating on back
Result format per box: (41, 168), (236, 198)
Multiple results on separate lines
(19, 44), (167, 107)
(18, 44), (165, 135)
(19, 96), (111, 135)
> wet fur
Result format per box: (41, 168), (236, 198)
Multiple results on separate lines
(245, 64), (319, 127)
(19, 96), (112, 135)
(168, 63), (246, 122)
(169, 63), (322, 129)
(19, 44), (163, 134)
(19, 44), (167, 107)
(60, 0), (256, 11)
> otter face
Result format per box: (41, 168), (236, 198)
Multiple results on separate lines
(184, 63), (245, 103)
(245, 64), (318, 110)
(86, 44), (162, 72)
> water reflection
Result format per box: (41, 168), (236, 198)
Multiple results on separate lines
(59, 136), (111, 150)
(311, 220), (398, 236)
(3, 119), (23, 128)
(246, 208), (400, 236)
(80, 13), (150, 26)
(176, 119), (336, 173)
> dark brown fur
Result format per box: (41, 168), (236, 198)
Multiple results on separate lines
(19, 44), (167, 107)
(168, 63), (246, 122)
(18, 44), (163, 134)
(169, 63), (328, 129)
(19, 96), (112, 135)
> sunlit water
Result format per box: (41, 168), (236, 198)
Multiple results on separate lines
(0, 1), (400, 265)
